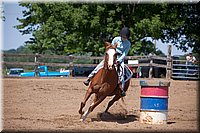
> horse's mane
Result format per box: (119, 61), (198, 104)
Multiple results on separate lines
(104, 41), (113, 49)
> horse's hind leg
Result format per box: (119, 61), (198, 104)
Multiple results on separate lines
(105, 95), (120, 113)
(78, 87), (93, 115)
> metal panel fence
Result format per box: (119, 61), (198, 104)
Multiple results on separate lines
(171, 59), (199, 80)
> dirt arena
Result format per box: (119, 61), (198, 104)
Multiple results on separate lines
(2, 77), (199, 132)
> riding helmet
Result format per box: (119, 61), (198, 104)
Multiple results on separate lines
(120, 27), (130, 39)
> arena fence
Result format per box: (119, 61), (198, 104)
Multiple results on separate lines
(171, 59), (199, 80)
(2, 51), (172, 79)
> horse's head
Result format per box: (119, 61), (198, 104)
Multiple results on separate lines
(104, 41), (118, 70)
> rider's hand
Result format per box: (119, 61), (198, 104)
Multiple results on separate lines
(116, 61), (120, 65)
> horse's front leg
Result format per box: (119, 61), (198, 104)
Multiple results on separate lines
(78, 86), (93, 115)
(80, 95), (106, 122)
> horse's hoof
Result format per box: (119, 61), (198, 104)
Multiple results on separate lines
(104, 111), (109, 114)
(80, 117), (86, 122)
(78, 110), (82, 114)
(104, 111), (111, 115)
(79, 110), (84, 115)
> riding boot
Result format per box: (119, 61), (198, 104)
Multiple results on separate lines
(121, 91), (126, 97)
(119, 84), (126, 97)
(83, 78), (91, 86)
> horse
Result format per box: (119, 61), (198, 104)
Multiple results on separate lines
(78, 41), (131, 121)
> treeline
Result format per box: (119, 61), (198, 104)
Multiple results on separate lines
(14, 3), (199, 56)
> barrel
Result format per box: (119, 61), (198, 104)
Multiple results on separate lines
(140, 80), (170, 124)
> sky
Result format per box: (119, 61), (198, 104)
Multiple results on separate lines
(1, 1), (193, 56)
(2, 2), (32, 50)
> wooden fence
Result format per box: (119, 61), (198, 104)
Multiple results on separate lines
(2, 51), (171, 78)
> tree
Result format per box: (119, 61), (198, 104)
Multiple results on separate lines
(0, 2), (5, 21)
(4, 45), (32, 54)
(15, 2), (199, 56)
(159, 4), (200, 53)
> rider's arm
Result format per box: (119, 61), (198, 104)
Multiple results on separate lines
(117, 43), (131, 63)
(111, 37), (131, 63)
(111, 37), (119, 46)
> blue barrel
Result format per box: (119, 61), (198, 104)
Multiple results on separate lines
(140, 97), (168, 111)
(140, 80), (170, 124)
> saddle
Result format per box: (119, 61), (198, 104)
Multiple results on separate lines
(116, 64), (133, 83)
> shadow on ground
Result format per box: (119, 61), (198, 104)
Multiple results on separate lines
(91, 112), (139, 124)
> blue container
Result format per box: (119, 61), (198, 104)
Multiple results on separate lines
(140, 97), (168, 111)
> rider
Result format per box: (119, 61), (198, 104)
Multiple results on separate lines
(83, 27), (131, 97)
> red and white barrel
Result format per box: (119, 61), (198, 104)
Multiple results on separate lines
(140, 80), (170, 124)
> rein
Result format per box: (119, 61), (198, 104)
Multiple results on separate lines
(100, 59), (123, 85)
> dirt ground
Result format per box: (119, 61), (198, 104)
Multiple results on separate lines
(2, 77), (199, 132)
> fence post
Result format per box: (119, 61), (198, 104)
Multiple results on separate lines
(166, 45), (172, 79)
(34, 53), (39, 77)
(69, 55), (74, 77)
(149, 56), (153, 78)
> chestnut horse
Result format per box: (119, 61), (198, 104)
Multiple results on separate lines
(78, 41), (131, 121)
